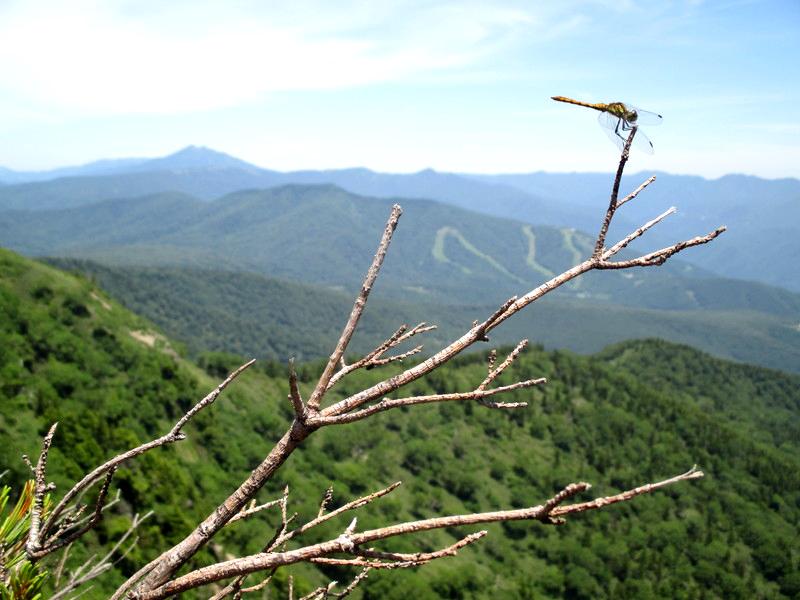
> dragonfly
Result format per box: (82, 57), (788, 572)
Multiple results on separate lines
(551, 96), (663, 154)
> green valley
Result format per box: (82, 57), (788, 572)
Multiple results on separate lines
(2, 184), (799, 375)
(1, 184), (792, 312)
(45, 259), (800, 373)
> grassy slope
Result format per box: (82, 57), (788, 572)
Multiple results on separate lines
(1, 249), (798, 598)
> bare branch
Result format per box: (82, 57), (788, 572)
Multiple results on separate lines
(288, 359), (306, 422)
(478, 296), (518, 339)
(238, 570), (274, 594)
(209, 482), (402, 600)
(228, 497), (283, 525)
(298, 581), (338, 600)
(594, 127), (637, 257)
(170, 360), (256, 436)
(108, 556), (160, 600)
(309, 557), (415, 570)
(486, 349), (497, 374)
(279, 482), (402, 546)
(121, 126), (724, 596)
(53, 539), (72, 587)
(64, 489), (121, 534)
(366, 344), (424, 369)
(602, 207), (677, 259)
(598, 226), (727, 269)
(33, 467), (118, 558)
(354, 530), (487, 564)
(307, 204), (403, 412)
(315, 280), (585, 421)
(40, 360), (255, 550)
(477, 399), (530, 410)
(333, 567), (371, 599)
(549, 466), (704, 517)
(139, 468), (701, 599)
(265, 486), (294, 553)
(542, 482), (591, 514)
(394, 322), (438, 346)
(26, 422), (58, 557)
(616, 175), (657, 208)
(133, 420), (315, 592)
(308, 377), (544, 427)
(478, 339), (528, 391)
(538, 482), (591, 525)
(327, 322), (437, 390)
(317, 485), (334, 518)
(362, 324), (409, 363)
(311, 536), (498, 574)
(51, 511), (153, 600)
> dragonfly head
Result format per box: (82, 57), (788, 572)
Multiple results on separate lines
(608, 102), (638, 124)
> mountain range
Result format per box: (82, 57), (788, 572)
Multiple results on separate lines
(1, 179), (797, 371)
(0, 185), (723, 305)
(1, 146), (798, 374)
(1, 145), (797, 292)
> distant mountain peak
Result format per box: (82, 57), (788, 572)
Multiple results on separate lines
(169, 145), (225, 158)
(141, 145), (262, 173)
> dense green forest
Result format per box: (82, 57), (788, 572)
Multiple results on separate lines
(1, 248), (799, 598)
(45, 258), (800, 373)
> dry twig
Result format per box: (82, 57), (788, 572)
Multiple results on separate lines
(50, 511), (153, 600)
(136, 468), (703, 599)
(32, 360), (254, 562)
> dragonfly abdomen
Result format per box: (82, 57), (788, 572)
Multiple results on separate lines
(551, 96), (608, 112)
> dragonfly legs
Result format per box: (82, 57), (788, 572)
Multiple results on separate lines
(614, 119), (637, 146)
(614, 119), (626, 146)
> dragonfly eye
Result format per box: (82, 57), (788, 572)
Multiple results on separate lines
(629, 110), (638, 123)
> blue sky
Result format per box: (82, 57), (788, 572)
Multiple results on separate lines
(1, 0), (798, 177)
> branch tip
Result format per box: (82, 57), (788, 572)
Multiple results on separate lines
(308, 204), (404, 410)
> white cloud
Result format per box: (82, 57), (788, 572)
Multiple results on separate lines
(0, 0), (542, 115)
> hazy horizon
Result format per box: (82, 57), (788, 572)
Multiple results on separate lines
(2, 143), (799, 182)
(1, 1), (798, 178)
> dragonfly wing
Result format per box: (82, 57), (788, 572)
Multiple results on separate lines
(598, 112), (627, 152)
(598, 112), (655, 154)
(631, 128), (655, 154)
(628, 106), (663, 126)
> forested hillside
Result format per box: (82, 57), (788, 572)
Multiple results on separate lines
(3, 183), (800, 375)
(5, 182), (799, 316)
(1, 249), (798, 598)
(47, 258), (800, 373)
(472, 171), (800, 292)
(1, 185), (710, 305)
(2, 145), (797, 291)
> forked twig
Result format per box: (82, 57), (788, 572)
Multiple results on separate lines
(38, 360), (255, 558)
(307, 205), (403, 411)
(137, 467), (704, 599)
